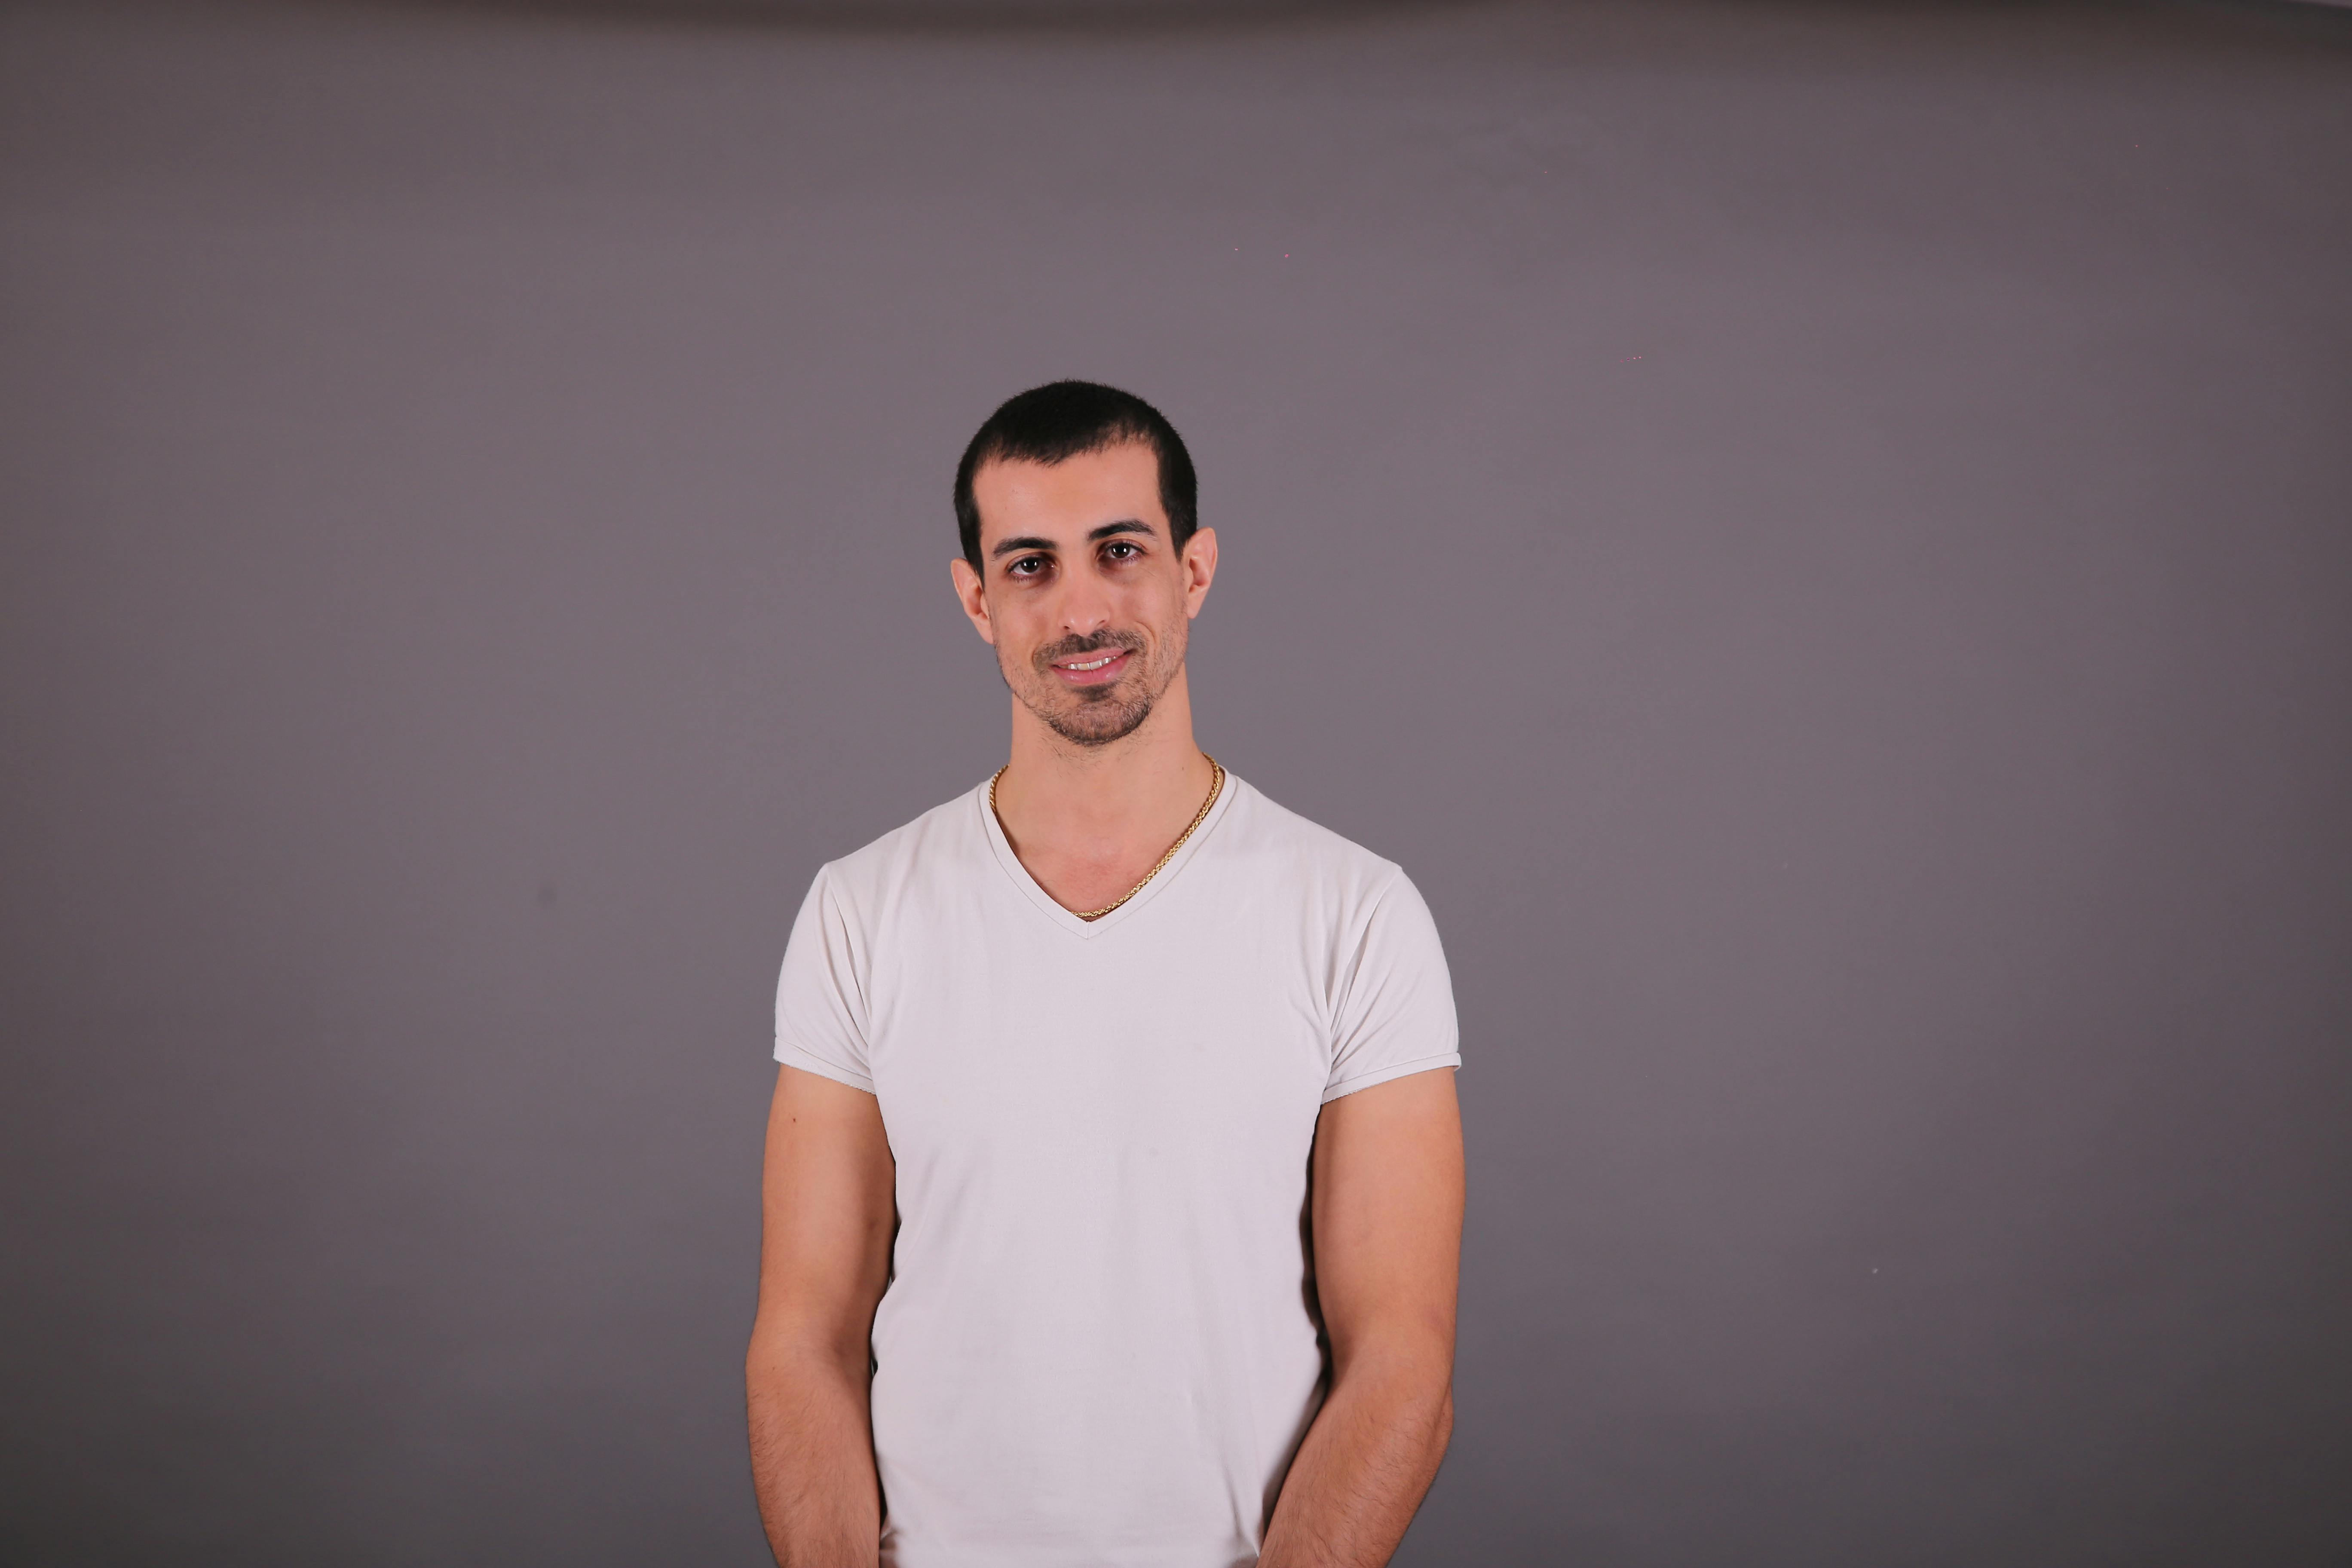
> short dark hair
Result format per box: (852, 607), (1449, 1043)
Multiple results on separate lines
(953, 380), (1198, 573)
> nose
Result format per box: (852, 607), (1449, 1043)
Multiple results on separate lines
(1054, 560), (1115, 638)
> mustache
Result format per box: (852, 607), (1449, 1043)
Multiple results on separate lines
(1032, 629), (1145, 668)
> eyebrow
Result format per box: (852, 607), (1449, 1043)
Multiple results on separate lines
(989, 518), (1157, 560)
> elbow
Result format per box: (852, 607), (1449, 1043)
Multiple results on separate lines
(1400, 1369), (1454, 1486)
(745, 1310), (865, 1392)
(1330, 1329), (1455, 1458)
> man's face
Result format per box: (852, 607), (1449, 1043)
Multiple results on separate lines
(951, 440), (1217, 748)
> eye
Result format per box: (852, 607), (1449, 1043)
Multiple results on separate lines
(1007, 554), (1050, 578)
(1103, 541), (1141, 561)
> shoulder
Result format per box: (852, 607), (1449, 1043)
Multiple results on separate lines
(1215, 779), (1455, 1044)
(806, 783), (990, 923)
(1216, 775), (1422, 917)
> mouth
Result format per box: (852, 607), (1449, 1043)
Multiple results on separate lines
(1047, 646), (1136, 687)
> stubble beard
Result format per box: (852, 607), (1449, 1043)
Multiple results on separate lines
(1004, 620), (1186, 749)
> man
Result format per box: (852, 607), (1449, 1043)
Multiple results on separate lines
(746, 380), (1463, 1568)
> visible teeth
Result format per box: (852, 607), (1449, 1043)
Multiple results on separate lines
(1067, 655), (1117, 671)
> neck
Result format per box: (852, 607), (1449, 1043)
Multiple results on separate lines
(991, 669), (1218, 897)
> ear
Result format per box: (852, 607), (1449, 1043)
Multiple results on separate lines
(1180, 526), (1219, 620)
(950, 557), (997, 646)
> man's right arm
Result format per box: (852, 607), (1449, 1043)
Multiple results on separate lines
(746, 1064), (897, 1567)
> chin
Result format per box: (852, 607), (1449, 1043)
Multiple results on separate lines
(1044, 692), (1153, 747)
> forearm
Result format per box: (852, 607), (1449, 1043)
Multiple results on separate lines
(1257, 1347), (1454, 1568)
(745, 1334), (883, 1568)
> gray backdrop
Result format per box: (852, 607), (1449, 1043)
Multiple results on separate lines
(3, 0), (2348, 1563)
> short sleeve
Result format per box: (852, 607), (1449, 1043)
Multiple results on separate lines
(773, 866), (877, 1095)
(1323, 870), (1461, 1103)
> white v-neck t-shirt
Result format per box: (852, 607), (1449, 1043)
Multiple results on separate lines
(772, 771), (1460, 1568)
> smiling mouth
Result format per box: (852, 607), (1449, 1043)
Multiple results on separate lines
(1047, 646), (1136, 685)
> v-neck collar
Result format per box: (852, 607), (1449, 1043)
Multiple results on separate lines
(975, 768), (1241, 940)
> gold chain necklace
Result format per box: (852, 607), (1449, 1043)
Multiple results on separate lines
(990, 755), (1225, 922)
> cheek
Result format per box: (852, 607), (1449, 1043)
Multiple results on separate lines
(991, 603), (1050, 657)
(1159, 588), (1197, 641)
(1121, 577), (1189, 631)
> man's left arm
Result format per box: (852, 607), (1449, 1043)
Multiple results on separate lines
(1259, 1067), (1464, 1568)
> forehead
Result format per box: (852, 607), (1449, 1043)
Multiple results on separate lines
(971, 440), (1165, 548)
